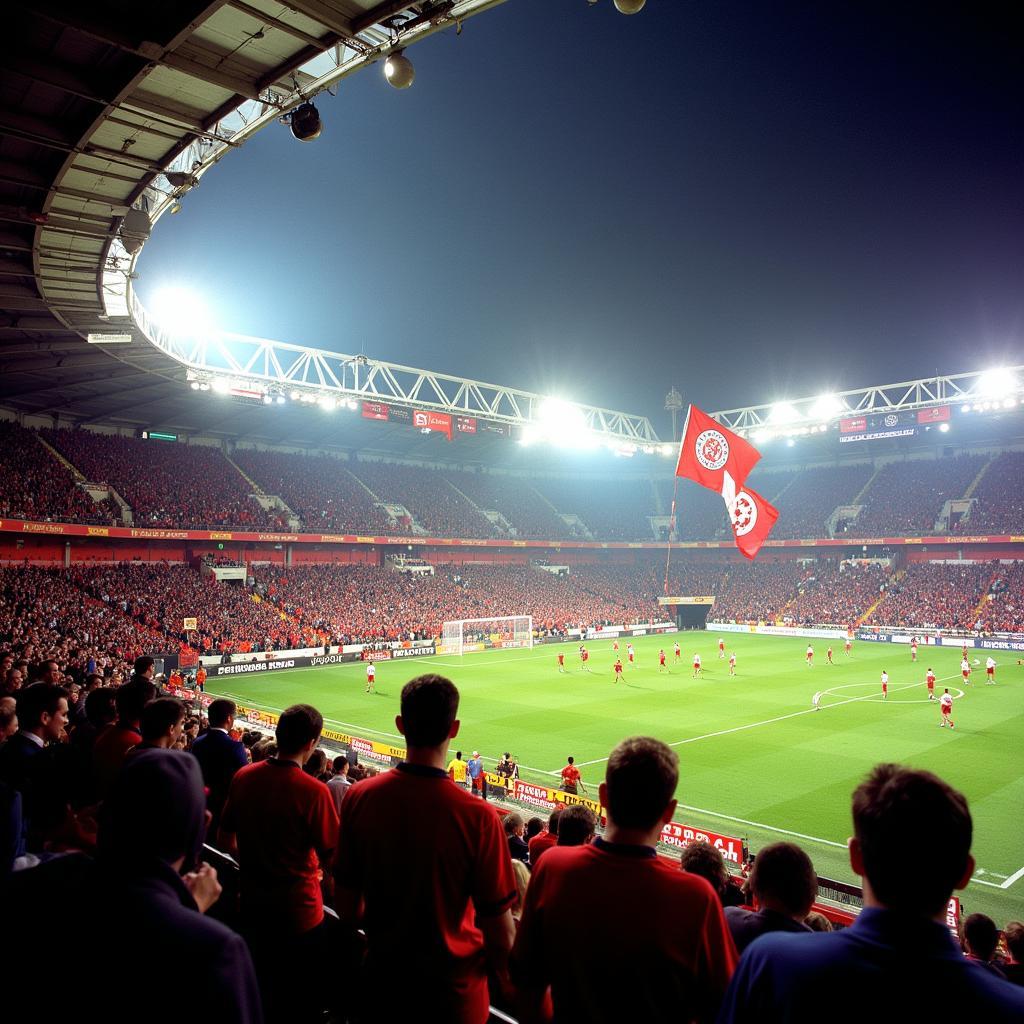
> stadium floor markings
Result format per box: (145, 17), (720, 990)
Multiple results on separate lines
(567, 675), (959, 772)
(816, 682), (966, 705)
(1001, 865), (1024, 890)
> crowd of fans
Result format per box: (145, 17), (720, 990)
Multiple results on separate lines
(0, 422), (116, 525)
(231, 449), (393, 534)
(41, 429), (281, 530)
(448, 472), (574, 539)
(352, 462), (500, 539)
(5, 424), (1023, 545)
(864, 562), (994, 631)
(2, 665), (1023, 1023)
(954, 452), (1024, 534)
(783, 561), (891, 625)
(853, 454), (988, 536)
(771, 463), (875, 539)
(975, 562), (1024, 633)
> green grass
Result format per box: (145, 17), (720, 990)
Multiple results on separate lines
(211, 632), (1024, 923)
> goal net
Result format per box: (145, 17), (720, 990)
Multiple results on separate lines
(440, 615), (534, 656)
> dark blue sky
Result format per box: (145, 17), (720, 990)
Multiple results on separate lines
(137, 0), (1023, 434)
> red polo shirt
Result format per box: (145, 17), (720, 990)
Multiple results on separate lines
(334, 761), (517, 1024)
(511, 838), (738, 1023)
(221, 758), (339, 935)
(528, 829), (558, 868)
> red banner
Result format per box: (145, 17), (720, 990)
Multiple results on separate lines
(362, 401), (389, 421)
(659, 821), (746, 864)
(917, 406), (950, 423)
(361, 649), (391, 661)
(840, 416), (867, 433)
(413, 409), (452, 439)
(456, 416), (477, 434)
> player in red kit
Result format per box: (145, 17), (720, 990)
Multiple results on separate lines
(613, 658), (623, 683)
(940, 688), (955, 728)
(926, 668), (936, 699)
(826, 647), (834, 665)
(557, 652), (565, 673)
(844, 638), (852, 657)
(581, 647), (591, 673)
(613, 640), (619, 654)
(880, 670), (888, 700)
(658, 649), (667, 673)
(728, 652), (736, 676)
(718, 638), (725, 659)
(674, 642), (681, 662)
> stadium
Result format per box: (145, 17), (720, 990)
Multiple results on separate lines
(2, 3), (1023, 1022)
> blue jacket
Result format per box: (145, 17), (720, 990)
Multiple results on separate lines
(191, 728), (248, 825)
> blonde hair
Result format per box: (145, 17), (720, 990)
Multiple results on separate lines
(511, 859), (531, 921)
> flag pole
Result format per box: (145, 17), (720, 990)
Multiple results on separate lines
(663, 476), (680, 596)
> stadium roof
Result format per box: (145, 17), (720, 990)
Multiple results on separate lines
(0, 1), (521, 452)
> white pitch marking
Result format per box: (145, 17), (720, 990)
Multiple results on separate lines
(1001, 864), (1024, 889)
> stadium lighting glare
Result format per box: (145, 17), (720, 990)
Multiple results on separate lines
(149, 287), (216, 336)
(786, 438), (796, 448)
(534, 398), (599, 450)
(289, 391), (301, 401)
(977, 368), (1017, 400)
(345, 399), (358, 411)
(210, 378), (230, 394)
(961, 404), (971, 413)
(1004, 398), (1017, 408)
(808, 394), (843, 421)
(660, 443), (675, 456)
(753, 428), (773, 445)
(939, 423), (950, 433)
(769, 401), (801, 425)
(276, 395), (285, 405)
(189, 381), (200, 391)
(318, 396), (336, 411)
(262, 395), (273, 405)
(384, 50), (415, 89)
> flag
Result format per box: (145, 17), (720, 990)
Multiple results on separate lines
(675, 405), (760, 496)
(724, 485), (779, 560)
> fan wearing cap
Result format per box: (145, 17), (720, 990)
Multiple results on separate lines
(467, 750), (487, 800)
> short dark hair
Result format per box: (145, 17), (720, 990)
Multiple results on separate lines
(399, 675), (459, 748)
(0, 697), (16, 733)
(133, 656), (155, 676)
(1005, 921), (1024, 962)
(276, 704), (323, 756)
(140, 698), (185, 743)
(748, 842), (818, 918)
(115, 679), (156, 723)
(207, 698), (236, 729)
(333, 755), (348, 773)
(852, 763), (972, 916)
(548, 806), (563, 835)
(525, 816), (544, 841)
(84, 687), (118, 727)
(680, 840), (729, 895)
(16, 683), (68, 730)
(84, 674), (104, 689)
(962, 913), (999, 961)
(604, 736), (678, 831)
(557, 805), (596, 846)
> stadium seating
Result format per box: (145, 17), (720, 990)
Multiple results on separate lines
(447, 471), (575, 539)
(954, 452), (1024, 534)
(769, 463), (875, 539)
(863, 561), (993, 631)
(351, 462), (500, 538)
(533, 476), (659, 540)
(232, 448), (393, 533)
(851, 455), (988, 536)
(782, 561), (890, 626)
(42, 429), (281, 530)
(0, 421), (116, 525)
(974, 560), (1024, 632)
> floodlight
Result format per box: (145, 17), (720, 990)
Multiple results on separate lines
(660, 443), (674, 456)
(614, 0), (646, 12)
(319, 396), (336, 411)
(384, 50), (415, 89)
(753, 428), (773, 445)
(149, 286), (215, 336)
(120, 207), (151, 254)
(276, 396), (286, 405)
(808, 393), (843, 421)
(769, 401), (801, 425)
(190, 381), (200, 391)
(211, 378), (230, 394)
(939, 423), (950, 433)
(961, 404), (970, 413)
(786, 438), (795, 448)
(346, 399), (358, 410)
(1004, 398), (1017, 409)
(262, 395), (273, 405)
(977, 368), (1017, 400)
(290, 102), (322, 142)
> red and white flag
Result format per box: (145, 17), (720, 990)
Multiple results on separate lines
(675, 405), (761, 496)
(724, 485), (779, 560)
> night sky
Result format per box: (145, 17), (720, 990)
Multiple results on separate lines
(136, 0), (1024, 436)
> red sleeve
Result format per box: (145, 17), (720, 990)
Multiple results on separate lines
(473, 805), (517, 917)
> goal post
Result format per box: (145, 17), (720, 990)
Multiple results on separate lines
(440, 615), (534, 656)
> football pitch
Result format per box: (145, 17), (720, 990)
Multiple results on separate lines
(211, 632), (1024, 922)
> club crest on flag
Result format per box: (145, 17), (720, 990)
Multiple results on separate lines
(730, 491), (758, 536)
(695, 429), (730, 471)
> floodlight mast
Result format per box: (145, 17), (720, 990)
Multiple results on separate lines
(128, 289), (660, 446)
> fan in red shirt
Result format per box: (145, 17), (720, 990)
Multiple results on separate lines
(511, 736), (738, 1023)
(334, 675), (516, 1024)
(528, 807), (562, 869)
(560, 756), (585, 795)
